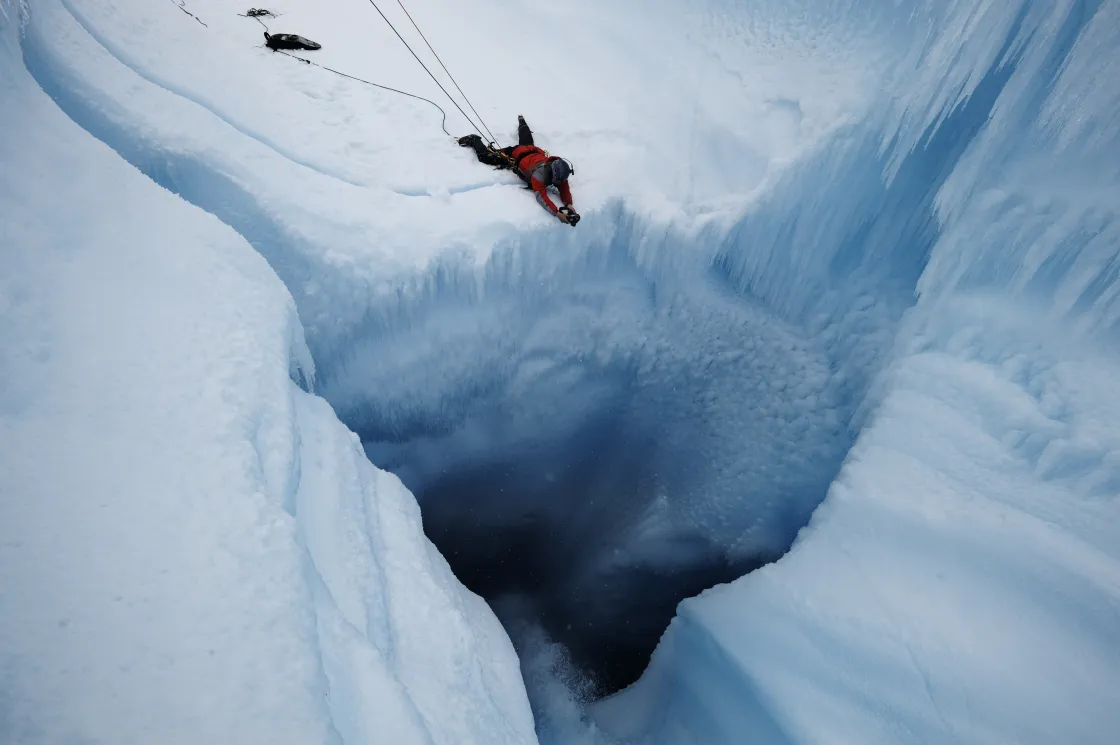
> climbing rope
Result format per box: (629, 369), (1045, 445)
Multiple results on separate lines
(391, 0), (496, 143)
(241, 11), (454, 137)
(239, 9), (274, 21)
(238, 8), (276, 28)
(171, 3), (497, 143)
(169, 0), (207, 27)
(360, 0), (490, 140)
(272, 48), (454, 137)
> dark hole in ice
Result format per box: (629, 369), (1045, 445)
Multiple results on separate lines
(362, 376), (801, 697)
(402, 463), (768, 695)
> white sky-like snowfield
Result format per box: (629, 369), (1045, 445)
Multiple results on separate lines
(2, 0), (1119, 744)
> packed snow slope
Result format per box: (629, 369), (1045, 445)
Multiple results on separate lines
(0, 5), (535, 745)
(3, 0), (1120, 744)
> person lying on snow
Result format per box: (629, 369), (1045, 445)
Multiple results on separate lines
(459, 115), (579, 225)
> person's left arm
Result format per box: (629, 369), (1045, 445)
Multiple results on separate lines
(559, 180), (573, 208)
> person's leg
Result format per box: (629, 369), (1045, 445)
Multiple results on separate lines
(459, 134), (514, 168)
(517, 115), (534, 146)
(458, 134), (493, 161)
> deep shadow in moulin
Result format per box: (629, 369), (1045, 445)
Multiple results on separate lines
(341, 232), (872, 698)
(378, 402), (772, 697)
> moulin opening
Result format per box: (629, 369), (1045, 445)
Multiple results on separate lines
(328, 259), (864, 698)
(386, 404), (775, 696)
(365, 396), (791, 696)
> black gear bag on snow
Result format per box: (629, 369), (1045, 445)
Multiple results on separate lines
(264, 32), (322, 51)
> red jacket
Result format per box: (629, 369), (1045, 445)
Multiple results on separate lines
(510, 145), (573, 216)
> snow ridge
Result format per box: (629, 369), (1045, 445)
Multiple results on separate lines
(3, 3), (536, 744)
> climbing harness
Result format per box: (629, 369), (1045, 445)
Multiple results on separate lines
(457, 135), (580, 225)
(462, 136), (577, 191)
(513, 149), (576, 184)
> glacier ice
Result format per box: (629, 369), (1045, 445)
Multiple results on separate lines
(2, 0), (1120, 743)
(594, 1), (1120, 743)
(0, 5), (535, 745)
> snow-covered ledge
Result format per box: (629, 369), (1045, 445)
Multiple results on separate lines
(0, 6), (535, 744)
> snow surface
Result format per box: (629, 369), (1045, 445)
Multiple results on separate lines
(0, 4), (533, 744)
(2, 0), (1120, 743)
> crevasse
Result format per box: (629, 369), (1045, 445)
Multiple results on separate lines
(4, 0), (1120, 744)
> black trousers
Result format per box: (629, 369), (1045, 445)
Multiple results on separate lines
(495, 118), (535, 158)
(516, 117), (534, 147)
(462, 117), (534, 167)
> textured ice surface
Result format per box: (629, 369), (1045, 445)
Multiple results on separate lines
(0, 5), (534, 744)
(3, 0), (1120, 743)
(596, 1), (1120, 743)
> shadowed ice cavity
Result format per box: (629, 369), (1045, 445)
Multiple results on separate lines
(332, 260), (848, 693)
